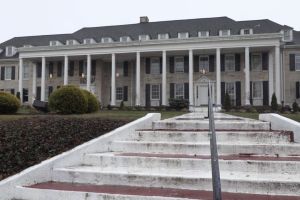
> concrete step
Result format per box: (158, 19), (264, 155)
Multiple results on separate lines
(51, 165), (300, 196)
(16, 182), (300, 200)
(111, 140), (300, 156)
(131, 130), (293, 144)
(152, 120), (270, 131)
(83, 152), (300, 175)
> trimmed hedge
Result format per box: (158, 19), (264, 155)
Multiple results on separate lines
(49, 85), (88, 114)
(0, 92), (21, 114)
(81, 89), (100, 113)
(169, 99), (189, 110)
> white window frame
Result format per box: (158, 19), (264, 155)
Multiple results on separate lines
(225, 54), (235, 72)
(84, 38), (96, 44)
(198, 31), (209, 37)
(178, 32), (189, 39)
(120, 36), (131, 42)
(139, 35), (150, 41)
(150, 57), (160, 75)
(251, 53), (262, 71)
(295, 54), (300, 71)
(158, 33), (169, 40)
(101, 37), (113, 43)
(282, 30), (293, 42)
(49, 41), (62, 46)
(5, 46), (16, 57)
(199, 55), (209, 72)
(66, 39), (79, 45)
(151, 84), (160, 100)
(219, 29), (231, 36)
(175, 83), (184, 99)
(241, 29), (253, 35)
(116, 87), (123, 101)
(23, 64), (30, 80)
(252, 81), (263, 99)
(4, 66), (12, 80)
(175, 56), (184, 73)
(225, 82), (236, 105)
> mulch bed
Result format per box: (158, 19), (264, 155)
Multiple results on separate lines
(0, 116), (129, 181)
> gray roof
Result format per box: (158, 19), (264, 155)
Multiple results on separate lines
(0, 16), (294, 59)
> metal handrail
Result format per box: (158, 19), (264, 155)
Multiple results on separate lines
(208, 81), (222, 200)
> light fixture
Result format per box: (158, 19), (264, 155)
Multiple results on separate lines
(81, 73), (85, 78)
(49, 73), (53, 79)
(200, 68), (207, 75)
(116, 73), (120, 77)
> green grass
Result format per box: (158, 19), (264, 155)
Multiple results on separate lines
(226, 112), (300, 122)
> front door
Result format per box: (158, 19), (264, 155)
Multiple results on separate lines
(194, 84), (208, 106)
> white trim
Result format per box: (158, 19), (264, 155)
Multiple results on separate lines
(150, 84), (160, 100)
(241, 29), (253, 35)
(158, 33), (169, 40)
(4, 66), (12, 80)
(174, 56), (184, 73)
(178, 32), (189, 39)
(139, 35), (150, 41)
(252, 81), (263, 99)
(84, 38), (96, 44)
(120, 36), (132, 42)
(174, 83), (185, 99)
(198, 31), (210, 37)
(199, 55), (209, 72)
(251, 53), (263, 71)
(224, 54), (235, 72)
(295, 54), (300, 71)
(219, 29), (231, 36)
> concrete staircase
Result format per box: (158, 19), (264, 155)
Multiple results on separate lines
(8, 113), (300, 199)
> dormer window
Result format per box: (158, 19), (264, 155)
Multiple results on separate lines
(282, 30), (293, 42)
(120, 36), (131, 42)
(0, 48), (3, 54)
(219, 29), (231, 36)
(198, 31), (209, 37)
(5, 46), (17, 57)
(139, 35), (150, 41)
(66, 39), (79, 45)
(50, 41), (63, 46)
(178, 32), (189, 39)
(158, 33), (169, 40)
(101, 37), (113, 43)
(83, 38), (96, 44)
(23, 45), (32, 48)
(241, 29), (253, 35)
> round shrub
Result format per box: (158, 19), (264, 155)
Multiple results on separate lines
(81, 89), (100, 113)
(49, 85), (88, 114)
(0, 92), (21, 114)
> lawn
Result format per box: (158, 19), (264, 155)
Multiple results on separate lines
(226, 112), (300, 122)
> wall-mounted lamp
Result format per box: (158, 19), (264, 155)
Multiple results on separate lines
(81, 73), (85, 78)
(49, 73), (53, 79)
(116, 73), (120, 77)
(200, 68), (207, 75)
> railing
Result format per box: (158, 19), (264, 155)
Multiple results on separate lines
(207, 81), (222, 200)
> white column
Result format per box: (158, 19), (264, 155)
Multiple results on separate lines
(64, 55), (68, 85)
(41, 57), (46, 101)
(32, 63), (37, 103)
(162, 50), (167, 105)
(216, 48), (221, 106)
(275, 45), (281, 103)
(135, 52), (141, 106)
(245, 47), (250, 105)
(18, 58), (23, 102)
(111, 53), (116, 106)
(268, 50), (274, 104)
(188, 49), (194, 108)
(87, 54), (91, 91)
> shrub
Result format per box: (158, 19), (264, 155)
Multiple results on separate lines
(49, 85), (88, 114)
(0, 92), (21, 114)
(223, 92), (231, 111)
(169, 99), (189, 110)
(271, 93), (278, 112)
(293, 101), (299, 113)
(81, 89), (100, 113)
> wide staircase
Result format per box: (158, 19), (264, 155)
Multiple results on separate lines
(13, 113), (300, 200)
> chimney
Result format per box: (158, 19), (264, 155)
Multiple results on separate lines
(140, 16), (149, 23)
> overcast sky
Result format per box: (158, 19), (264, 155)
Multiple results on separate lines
(1, 0), (299, 43)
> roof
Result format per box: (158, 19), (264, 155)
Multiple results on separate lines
(0, 16), (294, 59)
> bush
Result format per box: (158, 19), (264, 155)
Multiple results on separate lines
(0, 92), (21, 114)
(223, 92), (231, 111)
(49, 85), (88, 114)
(293, 101), (299, 113)
(271, 93), (278, 112)
(169, 99), (189, 110)
(81, 89), (100, 113)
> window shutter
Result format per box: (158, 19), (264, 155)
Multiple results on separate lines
(11, 66), (15, 80)
(235, 81), (241, 106)
(10, 89), (15, 95)
(160, 57), (162, 74)
(123, 61), (128, 77)
(184, 83), (189, 100)
(79, 60), (84, 77)
(1, 67), (4, 80)
(36, 86), (41, 100)
(48, 86), (53, 97)
(169, 57), (174, 73)
(249, 53), (252, 71)
(262, 53), (269, 70)
(57, 62), (62, 77)
(263, 81), (269, 106)
(123, 86), (128, 101)
(92, 60), (96, 76)
(296, 82), (300, 99)
(250, 81), (253, 105)
(159, 84), (162, 106)
(145, 84), (151, 107)
(209, 55), (215, 72)
(290, 54), (295, 71)
(184, 56), (189, 73)
(37, 62), (42, 78)
(235, 54), (240, 72)
(170, 83), (175, 99)
(193, 55), (199, 72)
(49, 62), (54, 76)
(69, 61), (74, 76)
(221, 82), (225, 105)
(145, 58), (151, 74)
(221, 54), (225, 72)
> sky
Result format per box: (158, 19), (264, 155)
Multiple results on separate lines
(0, 0), (299, 43)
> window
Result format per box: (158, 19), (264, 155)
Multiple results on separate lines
(158, 33), (169, 40)
(252, 81), (263, 99)
(84, 38), (96, 44)
(101, 37), (113, 43)
(175, 57), (184, 73)
(5, 46), (16, 57)
(178, 32), (189, 39)
(139, 35), (150, 41)
(296, 55), (300, 71)
(120, 36), (131, 42)
(5, 67), (12, 80)
(199, 56), (209, 72)
(219, 30), (230, 36)
(66, 40), (79, 45)
(23, 64), (29, 80)
(175, 83), (184, 99)
(225, 54), (235, 71)
(151, 84), (160, 100)
(251, 54), (262, 71)
(225, 82), (235, 105)
(282, 30), (293, 41)
(198, 31), (209, 37)
(241, 29), (253, 35)
(116, 87), (123, 101)
(151, 58), (160, 74)
(49, 41), (62, 46)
